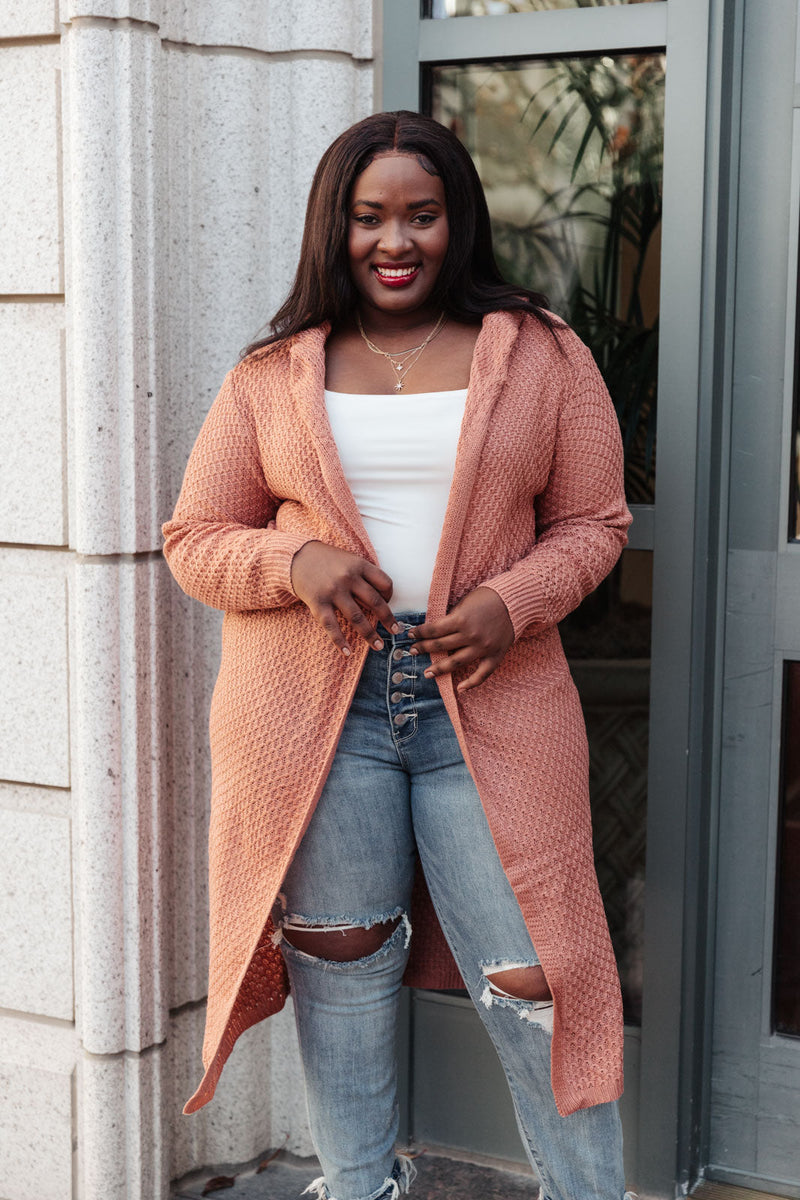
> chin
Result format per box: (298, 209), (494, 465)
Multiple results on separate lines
(364, 287), (435, 314)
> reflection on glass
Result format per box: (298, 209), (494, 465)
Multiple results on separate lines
(566, 549), (651, 1023)
(791, 321), (799, 536)
(774, 662), (800, 1037)
(430, 52), (665, 503)
(427, 0), (662, 15)
(792, 250), (800, 539)
(792, 418), (799, 538)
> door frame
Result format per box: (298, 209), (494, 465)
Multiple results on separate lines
(379, 3), (732, 1195)
(705, 2), (800, 1193)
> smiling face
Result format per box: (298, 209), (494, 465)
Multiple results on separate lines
(347, 151), (449, 325)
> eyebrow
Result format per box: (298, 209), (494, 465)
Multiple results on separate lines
(351, 198), (443, 210)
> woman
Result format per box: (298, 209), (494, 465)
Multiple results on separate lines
(163, 110), (633, 1200)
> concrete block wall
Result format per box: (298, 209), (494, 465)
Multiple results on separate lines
(0, 3), (376, 1196)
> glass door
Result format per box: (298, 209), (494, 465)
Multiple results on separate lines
(427, 43), (664, 1030)
(383, 2), (715, 1194)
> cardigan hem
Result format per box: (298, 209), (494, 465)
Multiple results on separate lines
(553, 1077), (625, 1119)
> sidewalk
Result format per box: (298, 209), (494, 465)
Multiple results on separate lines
(172, 1149), (541, 1200)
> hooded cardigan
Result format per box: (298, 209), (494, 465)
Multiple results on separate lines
(162, 309), (632, 1119)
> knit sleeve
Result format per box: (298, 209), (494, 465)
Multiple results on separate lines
(162, 369), (310, 613)
(482, 340), (632, 640)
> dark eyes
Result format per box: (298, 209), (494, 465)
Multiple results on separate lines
(351, 212), (439, 226)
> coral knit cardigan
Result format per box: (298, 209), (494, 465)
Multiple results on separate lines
(163, 309), (632, 1119)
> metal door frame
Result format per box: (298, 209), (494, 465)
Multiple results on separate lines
(705, 2), (800, 1194)
(379, 3), (734, 1195)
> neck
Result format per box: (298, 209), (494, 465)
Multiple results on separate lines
(355, 304), (444, 341)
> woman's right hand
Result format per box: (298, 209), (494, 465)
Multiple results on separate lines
(290, 541), (398, 655)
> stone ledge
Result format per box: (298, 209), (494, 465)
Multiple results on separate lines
(61, 0), (374, 59)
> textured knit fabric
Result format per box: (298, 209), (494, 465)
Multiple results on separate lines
(162, 309), (632, 1119)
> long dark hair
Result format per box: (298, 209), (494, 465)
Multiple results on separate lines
(242, 110), (557, 357)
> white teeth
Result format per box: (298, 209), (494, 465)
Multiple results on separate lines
(374, 266), (418, 278)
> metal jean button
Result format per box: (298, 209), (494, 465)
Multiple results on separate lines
(392, 648), (405, 661)
(391, 671), (404, 684)
(393, 713), (408, 727)
(390, 691), (403, 703)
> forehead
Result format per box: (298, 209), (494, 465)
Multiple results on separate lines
(351, 152), (445, 204)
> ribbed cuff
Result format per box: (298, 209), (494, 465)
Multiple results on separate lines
(259, 530), (313, 606)
(480, 569), (548, 641)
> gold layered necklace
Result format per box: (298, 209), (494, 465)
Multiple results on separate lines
(356, 312), (447, 392)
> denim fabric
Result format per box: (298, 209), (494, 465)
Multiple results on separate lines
(278, 615), (627, 1200)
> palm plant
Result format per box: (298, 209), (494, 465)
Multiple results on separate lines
(486, 53), (665, 501)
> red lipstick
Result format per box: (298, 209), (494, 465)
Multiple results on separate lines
(372, 264), (421, 288)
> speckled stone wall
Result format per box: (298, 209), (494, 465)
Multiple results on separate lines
(0, 3), (376, 1197)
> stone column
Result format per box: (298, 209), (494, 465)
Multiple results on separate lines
(0, 2), (375, 1196)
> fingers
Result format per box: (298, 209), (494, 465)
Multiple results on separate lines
(329, 573), (398, 650)
(456, 658), (498, 692)
(362, 561), (394, 602)
(351, 576), (399, 639)
(311, 597), (383, 655)
(292, 543), (397, 653)
(422, 649), (503, 689)
(421, 644), (483, 678)
(331, 561), (395, 647)
(408, 615), (456, 645)
(311, 603), (353, 657)
(409, 631), (465, 656)
(335, 597), (386, 650)
(409, 589), (515, 687)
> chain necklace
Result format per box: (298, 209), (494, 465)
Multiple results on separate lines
(356, 312), (447, 392)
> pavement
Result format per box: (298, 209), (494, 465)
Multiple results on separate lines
(172, 1148), (541, 1200)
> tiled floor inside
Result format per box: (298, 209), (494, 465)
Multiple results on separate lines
(172, 1149), (541, 1200)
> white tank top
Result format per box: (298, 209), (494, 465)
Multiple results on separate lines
(324, 388), (468, 613)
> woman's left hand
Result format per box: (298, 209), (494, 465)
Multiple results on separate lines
(408, 586), (515, 692)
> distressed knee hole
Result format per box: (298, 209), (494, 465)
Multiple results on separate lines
(485, 964), (552, 1003)
(281, 916), (404, 962)
(479, 961), (554, 1031)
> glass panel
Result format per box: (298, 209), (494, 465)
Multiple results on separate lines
(792, 408), (799, 539)
(427, 0), (663, 16)
(566, 549), (651, 1023)
(791, 261), (800, 539)
(429, 52), (665, 503)
(430, 57), (662, 1019)
(774, 661), (800, 1037)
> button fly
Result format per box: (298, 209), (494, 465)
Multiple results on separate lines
(393, 713), (408, 727)
(390, 691), (403, 703)
(392, 648), (405, 661)
(391, 671), (404, 685)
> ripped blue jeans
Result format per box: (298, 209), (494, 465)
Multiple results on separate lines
(277, 615), (627, 1200)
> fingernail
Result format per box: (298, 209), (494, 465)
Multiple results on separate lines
(373, 638), (384, 650)
(390, 623), (401, 634)
(424, 669), (434, 678)
(342, 646), (351, 657)
(409, 647), (418, 656)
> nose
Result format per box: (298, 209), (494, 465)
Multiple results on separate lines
(377, 218), (412, 256)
